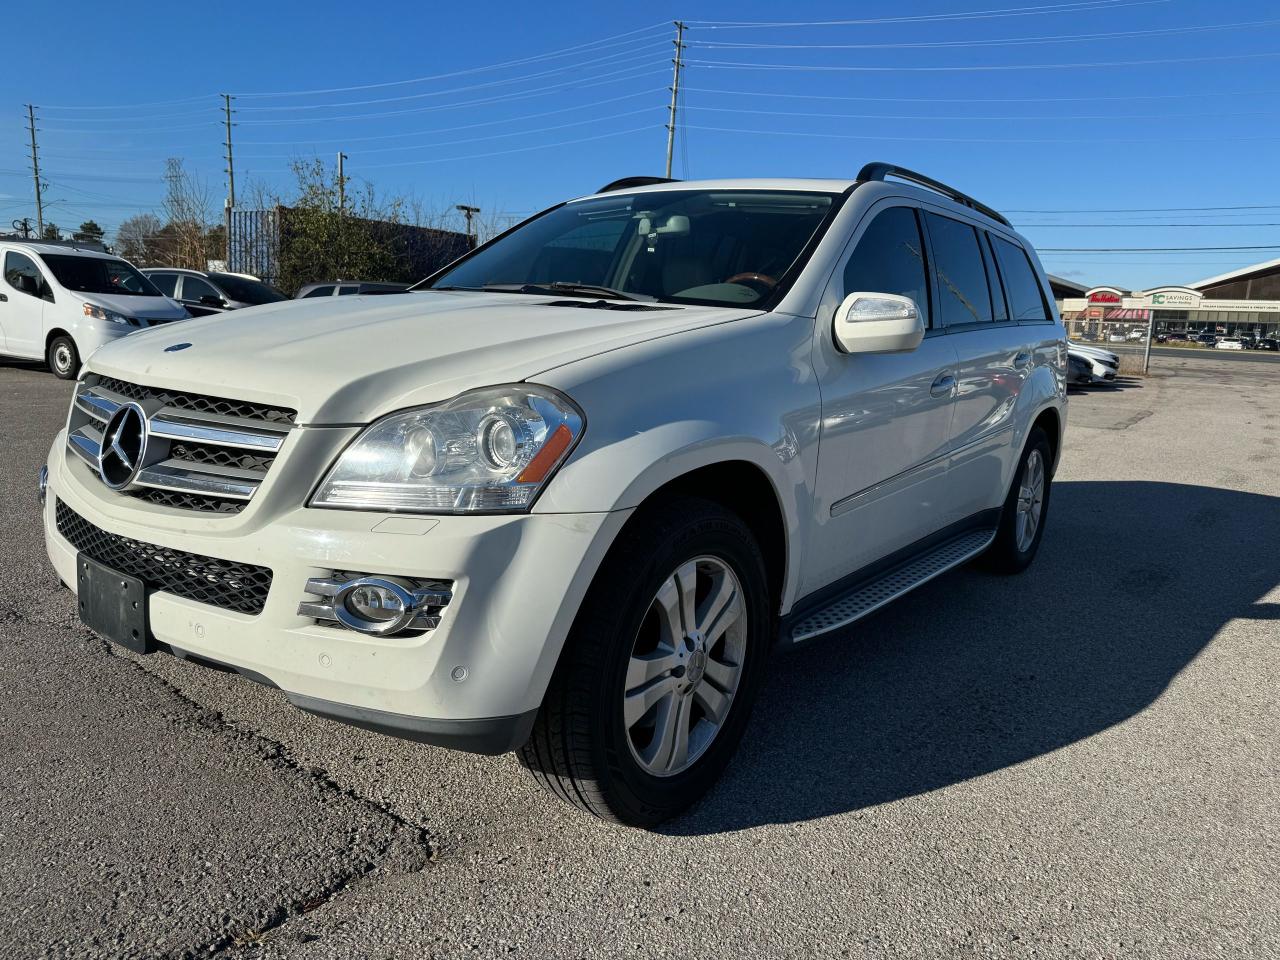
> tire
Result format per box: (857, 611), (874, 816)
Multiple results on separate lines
(47, 336), (80, 380)
(981, 426), (1052, 575)
(518, 497), (771, 827)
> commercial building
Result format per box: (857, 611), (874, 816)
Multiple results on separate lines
(1054, 257), (1280, 340)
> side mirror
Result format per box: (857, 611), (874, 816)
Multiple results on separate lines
(14, 274), (39, 296)
(833, 292), (925, 354)
(199, 294), (226, 307)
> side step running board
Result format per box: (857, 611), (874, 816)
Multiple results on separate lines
(786, 527), (998, 644)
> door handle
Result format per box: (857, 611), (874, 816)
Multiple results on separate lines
(929, 372), (955, 397)
(0, 293), (7, 302)
(1013, 351), (1032, 368)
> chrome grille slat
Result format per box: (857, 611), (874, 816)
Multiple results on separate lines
(149, 412), (286, 451)
(65, 377), (296, 515)
(134, 464), (259, 500)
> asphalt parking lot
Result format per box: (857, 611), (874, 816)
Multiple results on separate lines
(1, 355), (1277, 959)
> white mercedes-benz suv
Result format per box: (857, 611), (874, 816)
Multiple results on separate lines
(41, 165), (1067, 827)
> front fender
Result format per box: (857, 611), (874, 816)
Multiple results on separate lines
(534, 312), (821, 610)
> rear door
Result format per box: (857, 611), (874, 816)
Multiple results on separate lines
(922, 211), (1029, 524)
(804, 202), (958, 594)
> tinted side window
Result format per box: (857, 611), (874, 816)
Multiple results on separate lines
(841, 207), (930, 324)
(980, 235), (1009, 322)
(4, 251), (49, 300)
(924, 213), (992, 326)
(149, 272), (178, 296)
(180, 276), (219, 302)
(302, 285), (335, 298)
(991, 236), (1050, 322)
(337, 285), (359, 295)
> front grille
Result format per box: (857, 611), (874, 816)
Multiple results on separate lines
(93, 375), (297, 425)
(66, 377), (295, 516)
(133, 488), (246, 515)
(56, 500), (273, 615)
(169, 441), (276, 473)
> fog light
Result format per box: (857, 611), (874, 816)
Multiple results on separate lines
(298, 575), (453, 636)
(344, 583), (407, 625)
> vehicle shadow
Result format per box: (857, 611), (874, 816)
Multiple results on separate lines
(666, 480), (1279, 835)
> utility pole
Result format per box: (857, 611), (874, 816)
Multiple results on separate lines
(456, 204), (480, 243)
(664, 21), (686, 179)
(25, 105), (44, 237)
(222, 94), (236, 266)
(337, 152), (348, 213)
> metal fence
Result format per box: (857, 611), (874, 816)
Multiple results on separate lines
(227, 208), (280, 285)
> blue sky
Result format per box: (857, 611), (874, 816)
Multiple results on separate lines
(2, 0), (1278, 289)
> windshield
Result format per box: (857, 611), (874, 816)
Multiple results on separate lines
(41, 254), (161, 297)
(426, 189), (839, 308)
(211, 273), (288, 305)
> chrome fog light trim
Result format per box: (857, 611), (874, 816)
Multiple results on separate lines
(299, 575), (451, 636)
(38, 464), (48, 506)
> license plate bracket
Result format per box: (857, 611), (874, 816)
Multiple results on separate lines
(76, 553), (154, 654)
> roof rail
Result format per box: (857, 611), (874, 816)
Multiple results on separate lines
(855, 162), (1010, 227)
(596, 176), (681, 194)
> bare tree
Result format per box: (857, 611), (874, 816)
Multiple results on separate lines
(161, 158), (212, 270)
(114, 214), (163, 264)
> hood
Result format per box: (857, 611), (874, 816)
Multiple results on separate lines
(87, 290), (761, 424)
(75, 291), (188, 321)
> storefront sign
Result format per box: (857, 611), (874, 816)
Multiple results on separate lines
(1087, 290), (1122, 304)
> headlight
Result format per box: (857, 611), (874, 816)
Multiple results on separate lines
(310, 385), (584, 514)
(82, 303), (132, 325)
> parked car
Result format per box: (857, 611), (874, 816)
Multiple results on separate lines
(1, 240), (188, 379)
(1067, 340), (1121, 366)
(1067, 346), (1118, 383)
(141, 268), (287, 317)
(1066, 352), (1094, 385)
(295, 280), (411, 299)
(1197, 334), (1219, 346)
(1256, 337), (1278, 351)
(1107, 333), (1127, 343)
(40, 164), (1067, 826)
(1217, 337), (1244, 350)
(1126, 329), (1146, 342)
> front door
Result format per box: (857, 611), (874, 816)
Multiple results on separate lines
(804, 203), (957, 596)
(1, 250), (49, 359)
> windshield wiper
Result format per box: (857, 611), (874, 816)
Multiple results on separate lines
(430, 281), (653, 302)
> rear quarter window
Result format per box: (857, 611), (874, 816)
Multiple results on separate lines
(990, 236), (1051, 323)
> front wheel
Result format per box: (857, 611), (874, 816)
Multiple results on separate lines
(519, 498), (770, 827)
(47, 335), (80, 380)
(981, 426), (1052, 574)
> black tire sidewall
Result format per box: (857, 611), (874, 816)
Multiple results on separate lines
(582, 503), (770, 824)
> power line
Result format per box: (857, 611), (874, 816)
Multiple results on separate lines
(681, 85), (1280, 104)
(235, 22), (671, 98)
(686, 0), (1172, 29)
(357, 125), (656, 170)
(686, 17), (1280, 49)
(684, 50), (1280, 72)
(681, 123), (1280, 144)
(236, 106), (662, 159)
(233, 64), (668, 126)
(235, 41), (669, 112)
(678, 103), (1275, 122)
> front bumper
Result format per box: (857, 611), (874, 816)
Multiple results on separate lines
(43, 431), (630, 753)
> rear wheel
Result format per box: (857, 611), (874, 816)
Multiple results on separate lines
(981, 426), (1052, 574)
(47, 336), (79, 380)
(519, 498), (770, 827)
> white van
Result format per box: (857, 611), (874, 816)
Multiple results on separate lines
(0, 240), (189, 379)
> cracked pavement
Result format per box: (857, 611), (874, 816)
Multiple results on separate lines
(1, 355), (1278, 959)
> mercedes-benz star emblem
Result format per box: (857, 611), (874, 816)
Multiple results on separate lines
(98, 402), (148, 490)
